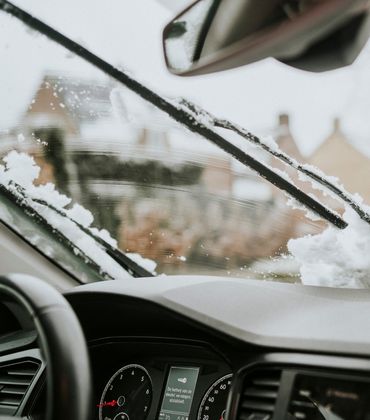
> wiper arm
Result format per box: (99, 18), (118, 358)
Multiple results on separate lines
(0, 0), (347, 230)
(179, 99), (370, 225)
(0, 183), (114, 281)
(0, 182), (154, 278)
(29, 196), (154, 278)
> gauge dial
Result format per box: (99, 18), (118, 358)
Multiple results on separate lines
(98, 364), (152, 420)
(198, 374), (233, 420)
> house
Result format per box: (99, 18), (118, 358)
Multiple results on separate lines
(3, 73), (325, 271)
(309, 118), (370, 206)
(17, 74), (236, 192)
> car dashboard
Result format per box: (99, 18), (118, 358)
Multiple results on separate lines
(1, 275), (370, 420)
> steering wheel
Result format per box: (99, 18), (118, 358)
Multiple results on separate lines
(0, 274), (91, 420)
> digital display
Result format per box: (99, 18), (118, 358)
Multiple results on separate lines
(289, 374), (370, 420)
(158, 366), (200, 420)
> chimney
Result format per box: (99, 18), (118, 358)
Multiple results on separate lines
(279, 113), (290, 127)
(333, 117), (341, 133)
(277, 113), (291, 137)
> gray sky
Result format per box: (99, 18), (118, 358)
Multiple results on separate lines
(3, 0), (370, 156)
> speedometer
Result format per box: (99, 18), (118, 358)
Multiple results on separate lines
(98, 364), (152, 420)
(197, 374), (233, 420)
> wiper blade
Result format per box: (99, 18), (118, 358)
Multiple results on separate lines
(29, 196), (154, 278)
(179, 99), (370, 225)
(6, 182), (154, 278)
(0, 183), (114, 281)
(0, 0), (347, 230)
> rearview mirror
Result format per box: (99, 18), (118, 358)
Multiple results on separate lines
(163, 0), (370, 76)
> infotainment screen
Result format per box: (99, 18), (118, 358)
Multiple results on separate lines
(158, 366), (200, 420)
(289, 373), (370, 420)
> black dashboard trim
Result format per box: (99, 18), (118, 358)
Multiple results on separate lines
(88, 336), (233, 366)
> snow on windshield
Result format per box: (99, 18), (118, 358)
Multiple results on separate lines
(288, 206), (370, 288)
(0, 151), (157, 278)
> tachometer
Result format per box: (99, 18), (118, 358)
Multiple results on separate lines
(197, 374), (233, 420)
(98, 364), (152, 420)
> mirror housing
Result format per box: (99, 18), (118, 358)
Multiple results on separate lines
(163, 0), (370, 76)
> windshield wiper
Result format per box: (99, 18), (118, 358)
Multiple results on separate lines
(29, 196), (154, 278)
(0, 0), (349, 230)
(177, 98), (370, 225)
(0, 182), (154, 278)
(0, 183), (114, 280)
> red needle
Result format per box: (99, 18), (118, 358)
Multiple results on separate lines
(97, 400), (117, 408)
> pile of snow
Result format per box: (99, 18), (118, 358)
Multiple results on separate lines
(0, 151), (156, 279)
(288, 206), (370, 288)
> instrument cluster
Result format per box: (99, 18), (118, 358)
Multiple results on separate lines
(90, 339), (232, 420)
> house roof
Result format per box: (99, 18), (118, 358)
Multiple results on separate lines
(309, 118), (370, 204)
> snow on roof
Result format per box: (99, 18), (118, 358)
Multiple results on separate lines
(232, 178), (272, 202)
(68, 81), (228, 161)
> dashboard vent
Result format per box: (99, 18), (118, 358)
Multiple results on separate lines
(238, 368), (282, 420)
(289, 385), (318, 419)
(0, 360), (40, 415)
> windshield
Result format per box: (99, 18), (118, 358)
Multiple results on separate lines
(2, 1), (370, 287)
